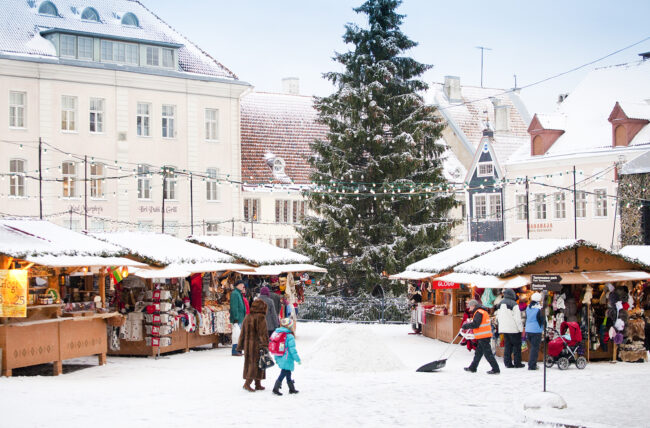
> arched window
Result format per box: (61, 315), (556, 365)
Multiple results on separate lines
(614, 125), (627, 147)
(81, 7), (100, 22)
(38, 1), (58, 16)
(121, 12), (139, 27)
(532, 135), (543, 156)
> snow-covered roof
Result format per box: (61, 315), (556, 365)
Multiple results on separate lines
(241, 92), (328, 186)
(0, 219), (123, 258)
(509, 61), (650, 163)
(0, 0), (237, 80)
(438, 139), (467, 182)
(431, 83), (531, 164)
(618, 102), (650, 121)
(187, 235), (310, 265)
(619, 245), (650, 266)
(93, 232), (233, 266)
(406, 241), (507, 274)
(534, 113), (567, 130)
(620, 150), (650, 175)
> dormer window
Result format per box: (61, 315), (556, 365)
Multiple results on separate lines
(528, 113), (565, 156)
(273, 158), (286, 175)
(608, 102), (650, 148)
(477, 162), (494, 177)
(121, 12), (139, 27)
(38, 1), (58, 16)
(81, 7), (100, 22)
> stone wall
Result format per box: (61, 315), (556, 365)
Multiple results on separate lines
(619, 172), (650, 245)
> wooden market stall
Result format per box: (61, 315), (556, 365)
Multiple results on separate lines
(390, 241), (506, 343)
(438, 239), (650, 362)
(93, 232), (251, 357)
(0, 220), (145, 376)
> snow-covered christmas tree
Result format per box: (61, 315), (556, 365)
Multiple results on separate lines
(298, 0), (456, 294)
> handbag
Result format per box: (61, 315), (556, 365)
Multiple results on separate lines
(258, 348), (275, 370)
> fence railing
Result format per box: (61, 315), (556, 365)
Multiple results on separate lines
(297, 296), (410, 324)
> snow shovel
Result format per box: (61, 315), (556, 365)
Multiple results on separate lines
(416, 330), (464, 372)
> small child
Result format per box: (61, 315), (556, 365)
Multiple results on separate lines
(272, 318), (301, 396)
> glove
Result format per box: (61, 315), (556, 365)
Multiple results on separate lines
(297, 361), (302, 365)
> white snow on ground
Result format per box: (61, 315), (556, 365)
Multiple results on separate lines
(0, 322), (647, 428)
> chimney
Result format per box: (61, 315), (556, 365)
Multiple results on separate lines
(282, 77), (300, 95)
(639, 51), (650, 61)
(557, 93), (569, 104)
(443, 76), (461, 103)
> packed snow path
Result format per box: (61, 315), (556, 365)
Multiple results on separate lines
(0, 323), (646, 428)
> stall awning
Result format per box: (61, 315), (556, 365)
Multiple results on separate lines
(558, 270), (650, 284)
(389, 271), (435, 280)
(133, 262), (253, 279)
(237, 264), (327, 276)
(23, 255), (148, 268)
(436, 272), (530, 289)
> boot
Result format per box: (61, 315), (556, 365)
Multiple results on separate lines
(288, 379), (299, 394)
(232, 344), (242, 356)
(254, 379), (265, 391)
(272, 379), (283, 396)
(243, 380), (255, 392)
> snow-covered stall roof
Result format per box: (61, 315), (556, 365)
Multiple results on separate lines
(620, 150), (650, 175)
(405, 241), (507, 274)
(619, 245), (650, 266)
(188, 235), (311, 266)
(94, 232), (234, 267)
(0, 219), (123, 258)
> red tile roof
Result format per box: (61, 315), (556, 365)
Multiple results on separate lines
(241, 92), (328, 185)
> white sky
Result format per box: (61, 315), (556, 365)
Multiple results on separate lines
(141, 0), (650, 114)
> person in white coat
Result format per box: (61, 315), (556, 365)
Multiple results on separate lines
(497, 288), (524, 368)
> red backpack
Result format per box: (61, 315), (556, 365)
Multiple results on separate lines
(268, 331), (288, 356)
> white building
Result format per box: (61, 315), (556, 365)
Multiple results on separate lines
(0, 0), (250, 236)
(504, 60), (650, 248)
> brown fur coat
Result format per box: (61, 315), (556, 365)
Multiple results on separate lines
(237, 299), (269, 380)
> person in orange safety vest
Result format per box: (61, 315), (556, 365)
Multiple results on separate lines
(462, 299), (500, 374)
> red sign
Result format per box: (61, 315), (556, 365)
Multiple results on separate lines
(432, 280), (460, 290)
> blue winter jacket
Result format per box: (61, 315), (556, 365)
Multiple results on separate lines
(525, 303), (543, 334)
(273, 327), (301, 371)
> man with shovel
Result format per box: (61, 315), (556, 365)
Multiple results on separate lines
(462, 299), (500, 374)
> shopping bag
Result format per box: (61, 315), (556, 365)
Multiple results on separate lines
(258, 349), (275, 370)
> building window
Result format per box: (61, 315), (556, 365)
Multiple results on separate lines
(275, 238), (290, 249)
(576, 191), (587, 218)
(477, 162), (494, 178)
(162, 48), (174, 68)
(62, 161), (76, 197)
(594, 189), (608, 217)
(121, 13), (139, 27)
(554, 192), (566, 219)
(101, 40), (138, 65)
(614, 125), (627, 147)
(489, 194), (502, 220)
(162, 105), (175, 138)
(163, 166), (176, 200)
(137, 220), (153, 231)
(9, 159), (25, 197)
(165, 221), (178, 237)
(474, 194), (487, 219)
(243, 198), (260, 222)
(60, 34), (76, 58)
(77, 36), (94, 60)
(206, 222), (219, 235)
(146, 46), (159, 66)
(205, 108), (218, 141)
(275, 200), (290, 223)
(137, 164), (151, 200)
(532, 135), (544, 156)
(516, 194), (527, 221)
(38, 1), (59, 16)
(534, 194), (546, 220)
(89, 97), (104, 133)
(292, 200), (306, 223)
(81, 7), (100, 22)
(293, 238), (298, 249)
(61, 95), (77, 131)
(137, 102), (150, 136)
(9, 91), (26, 128)
(90, 163), (105, 198)
(206, 168), (219, 201)
(90, 220), (105, 232)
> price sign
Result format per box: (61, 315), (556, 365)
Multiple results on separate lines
(531, 274), (563, 292)
(0, 269), (28, 317)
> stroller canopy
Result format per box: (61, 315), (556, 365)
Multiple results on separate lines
(560, 321), (582, 346)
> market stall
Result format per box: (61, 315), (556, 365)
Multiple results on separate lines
(390, 241), (506, 342)
(438, 239), (650, 362)
(93, 232), (251, 357)
(0, 220), (144, 376)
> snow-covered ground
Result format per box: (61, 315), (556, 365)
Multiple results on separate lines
(0, 323), (647, 428)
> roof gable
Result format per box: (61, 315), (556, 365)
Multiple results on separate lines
(464, 135), (503, 184)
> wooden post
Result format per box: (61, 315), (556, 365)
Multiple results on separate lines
(54, 322), (62, 376)
(98, 353), (106, 366)
(0, 256), (13, 270)
(99, 268), (106, 307)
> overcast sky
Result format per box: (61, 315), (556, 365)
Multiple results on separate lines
(141, 0), (650, 114)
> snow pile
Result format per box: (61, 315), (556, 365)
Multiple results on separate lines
(619, 245), (650, 266)
(523, 391), (567, 410)
(305, 324), (405, 373)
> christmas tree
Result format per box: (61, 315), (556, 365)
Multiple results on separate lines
(298, 0), (456, 294)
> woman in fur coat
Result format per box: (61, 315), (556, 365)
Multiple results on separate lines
(237, 299), (269, 392)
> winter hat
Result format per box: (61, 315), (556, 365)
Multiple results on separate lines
(260, 286), (270, 296)
(280, 318), (295, 329)
(504, 289), (517, 300)
(467, 299), (480, 308)
(531, 292), (542, 302)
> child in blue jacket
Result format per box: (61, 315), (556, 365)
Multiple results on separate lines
(272, 318), (301, 395)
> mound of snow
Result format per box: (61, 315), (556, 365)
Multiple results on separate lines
(523, 391), (567, 410)
(304, 324), (405, 373)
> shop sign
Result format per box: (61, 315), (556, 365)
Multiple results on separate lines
(0, 269), (28, 317)
(432, 280), (459, 289)
(531, 274), (562, 292)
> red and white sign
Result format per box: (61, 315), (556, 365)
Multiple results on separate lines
(432, 280), (460, 289)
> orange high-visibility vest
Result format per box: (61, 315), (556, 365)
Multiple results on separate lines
(473, 308), (492, 339)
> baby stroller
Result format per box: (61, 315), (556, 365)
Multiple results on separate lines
(545, 321), (587, 370)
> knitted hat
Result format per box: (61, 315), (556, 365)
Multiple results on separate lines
(531, 292), (542, 302)
(467, 299), (479, 308)
(260, 286), (270, 296)
(280, 318), (295, 329)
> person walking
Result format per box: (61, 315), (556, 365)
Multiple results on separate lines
(525, 292), (545, 370)
(237, 299), (269, 392)
(229, 281), (246, 356)
(258, 286), (280, 338)
(497, 289), (525, 368)
(462, 299), (500, 374)
(272, 318), (301, 396)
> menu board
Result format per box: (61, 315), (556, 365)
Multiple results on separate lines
(0, 269), (28, 317)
